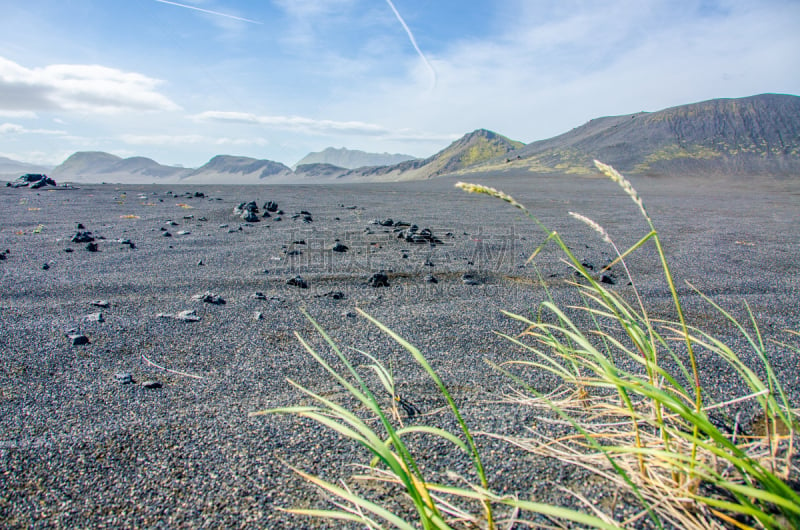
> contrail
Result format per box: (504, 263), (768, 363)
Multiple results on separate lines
(154, 0), (263, 25)
(384, 0), (436, 89)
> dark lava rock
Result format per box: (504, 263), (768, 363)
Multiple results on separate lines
(600, 273), (616, 285)
(251, 292), (268, 300)
(241, 210), (259, 223)
(90, 300), (110, 308)
(264, 201), (279, 212)
(192, 292), (226, 305)
(85, 242), (99, 252)
(162, 231), (172, 237)
(398, 225), (442, 244)
(9, 173), (56, 188)
(461, 273), (481, 286)
(67, 333), (89, 346)
(71, 231), (95, 243)
(368, 272), (390, 288)
(287, 276), (308, 289)
(64, 248), (74, 253)
(141, 380), (162, 389)
(331, 242), (349, 253)
(424, 274), (438, 284)
(42, 263), (50, 270)
(322, 291), (346, 300)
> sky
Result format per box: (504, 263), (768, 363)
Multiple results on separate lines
(1, 0), (799, 169)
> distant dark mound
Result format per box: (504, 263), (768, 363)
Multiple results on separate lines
(190, 155), (291, 179)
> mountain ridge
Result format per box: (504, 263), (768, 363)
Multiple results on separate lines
(9, 94), (799, 184)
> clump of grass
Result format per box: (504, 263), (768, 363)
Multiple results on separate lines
(252, 161), (799, 529)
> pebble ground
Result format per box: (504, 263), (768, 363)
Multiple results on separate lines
(1, 172), (798, 528)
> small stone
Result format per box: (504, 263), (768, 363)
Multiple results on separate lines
(197, 260), (204, 266)
(115, 372), (133, 384)
(85, 312), (104, 322)
(323, 291), (346, 300)
(368, 272), (390, 288)
(253, 311), (263, 321)
(64, 248), (74, 253)
(71, 231), (94, 243)
(85, 242), (98, 252)
(141, 380), (162, 389)
(162, 231), (172, 237)
(192, 292), (226, 305)
(68, 333), (89, 346)
(90, 300), (110, 308)
(42, 263), (50, 270)
(331, 242), (348, 253)
(157, 309), (201, 322)
(424, 274), (438, 284)
(252, 292), (268, 300)
(287, 276), (308, 289)
(461, 273), (481, 285)
(176, 230), (190, 236)
(219, 224), (229, 229)
(600, 273), (616, 285)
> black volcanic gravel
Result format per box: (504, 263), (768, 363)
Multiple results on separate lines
(1, 174), (799, 528)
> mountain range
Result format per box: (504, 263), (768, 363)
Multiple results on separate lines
(2, 93), (798, 184)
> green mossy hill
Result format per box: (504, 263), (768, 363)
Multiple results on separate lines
(346, 129), (524, 180)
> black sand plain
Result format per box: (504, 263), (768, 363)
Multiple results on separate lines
(1, 172), (799, 528)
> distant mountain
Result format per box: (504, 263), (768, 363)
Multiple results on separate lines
(0, 157), (53, 179)
(470, 93), (800, 177)
(51, 152), (191, 183)
(344, 129), (524, 181)
(182, 155), (292, 184)
(293, 163), (348, 180)
(294, 147), (416, 169)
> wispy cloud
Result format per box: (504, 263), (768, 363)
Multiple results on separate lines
(153, 0), (262, 25)
(0, 56), (179, 114)
(192, 110), (457, 143)
(384, 0), (436, 89)
(121, 133), (270, 147)
(0, 122), (65, 135)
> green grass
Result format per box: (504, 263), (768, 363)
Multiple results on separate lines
(252, 161), (799, 529)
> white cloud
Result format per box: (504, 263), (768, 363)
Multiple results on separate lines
(120, 133), (270, 147)
(0, 122), (66, 135)
(0, 56), (180, 114)
(191, 110), (457, 143)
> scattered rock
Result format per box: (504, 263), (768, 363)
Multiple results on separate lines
(600, 273), (616, 285)
(85, 242), (99, 252)
(42, 263), (50, 270)
(162, 231), (172, 237)
(368, 272), (390, 288)
(322, 291), (346, 300)
(64, 248), (74, 253)
(331, 242), (349, 253)
(141, 380), (162, 389)
(424, 274), (438, 283)
(287, 276), (308, 289)
(85, 312), (104, 322)
(251, 292), (268, 300)
(176, 230), (190, 236)
(398, 225), (442, 244)
(114, 372), (133, 384)
(71, 231), (95, 243)
(264, 201), (279, 212)
(8, 173), (57, 188)
(253, 311), (263, 321)
(90, 300), (110, 308)
(157, 309), (201, 322)
(461, 273), (481, 286)
(192, 292), (226, 305)
(67, 333), (90, 346)
(241, 210), (259, 223)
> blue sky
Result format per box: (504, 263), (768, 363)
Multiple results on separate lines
(1, 0), (798, 168)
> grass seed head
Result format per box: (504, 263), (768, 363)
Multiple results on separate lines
(593, 160), (649, 221)
(568, 212), (611, 244)
(455, 182), (527, 212)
